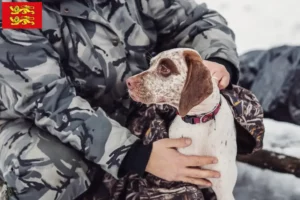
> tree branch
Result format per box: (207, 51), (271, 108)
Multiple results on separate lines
(238, 150), (300, 178)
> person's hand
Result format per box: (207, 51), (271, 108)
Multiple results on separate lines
(203, 60), (230, 90)
(145, 138), (220, 187)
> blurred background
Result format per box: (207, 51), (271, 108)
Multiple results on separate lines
(204, 0), (300, 53)
(198, 0), (300, 199)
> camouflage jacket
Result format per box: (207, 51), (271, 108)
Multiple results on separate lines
(0, 0), (251, 179)
(94, 84), (264, 200)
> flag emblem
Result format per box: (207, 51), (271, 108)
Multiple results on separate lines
(2, 2), (42, 29)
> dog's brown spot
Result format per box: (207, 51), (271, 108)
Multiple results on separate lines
(157, 58), (180, 77)
(178, 50), (213, 116)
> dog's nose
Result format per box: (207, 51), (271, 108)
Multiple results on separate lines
(126, 78), (139, 90)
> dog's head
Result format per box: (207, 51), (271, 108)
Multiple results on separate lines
(126, 48), (213, 116)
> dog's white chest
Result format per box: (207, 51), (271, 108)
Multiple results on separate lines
(169, 97), (237, 200)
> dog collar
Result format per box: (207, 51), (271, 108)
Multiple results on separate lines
(178, 99), (222, 124)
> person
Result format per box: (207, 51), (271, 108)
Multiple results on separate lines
(0, 0), (243, 199)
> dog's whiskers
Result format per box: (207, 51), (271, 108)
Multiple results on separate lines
(145, 50), (153, 61)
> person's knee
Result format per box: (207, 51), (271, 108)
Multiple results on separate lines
(0, 119), (91, 199)
(3, 159), (91, 199)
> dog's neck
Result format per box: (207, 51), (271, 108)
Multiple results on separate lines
(186, 78), (221, 116)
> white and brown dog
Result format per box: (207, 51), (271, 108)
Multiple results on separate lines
(126, 48), (237, 200)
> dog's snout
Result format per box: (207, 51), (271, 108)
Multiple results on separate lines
(126, 77), (140, 90)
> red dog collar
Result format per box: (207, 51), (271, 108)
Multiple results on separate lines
(178, 99), (222, 124)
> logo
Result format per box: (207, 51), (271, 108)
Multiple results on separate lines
(2, 2), (42, 29)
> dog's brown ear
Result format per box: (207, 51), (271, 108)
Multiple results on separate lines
(178, 50), (213, 116)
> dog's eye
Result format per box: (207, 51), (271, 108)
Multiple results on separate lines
(159, 64), (171, 77)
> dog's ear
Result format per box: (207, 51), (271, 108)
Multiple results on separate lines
(178, 50), (213, 116)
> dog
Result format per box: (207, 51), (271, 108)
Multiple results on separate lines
(126, 48), (237, 200)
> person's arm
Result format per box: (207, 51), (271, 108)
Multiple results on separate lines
(137, 0), (239, 84)
(0, 28), (138, 178)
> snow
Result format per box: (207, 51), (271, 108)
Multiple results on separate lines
(200, 0), (300, 54)
(263, 118), (300, 159)
(233, 119), (300, 200)
(234, 162), (300, 200)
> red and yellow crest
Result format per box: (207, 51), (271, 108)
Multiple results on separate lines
(2, 2), (42, 29)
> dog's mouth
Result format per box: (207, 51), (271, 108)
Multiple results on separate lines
(128, 90), (140, 102)
(128, 89), (153, 104)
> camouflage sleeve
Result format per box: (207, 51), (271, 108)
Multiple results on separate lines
(0, 29), (138, 179)
(138, 0), (239, 80)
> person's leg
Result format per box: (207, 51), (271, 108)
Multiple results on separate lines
(0, 119), (91, 200)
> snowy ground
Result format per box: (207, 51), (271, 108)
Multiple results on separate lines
(263, 119), (300, 159)
(234, 162), (300, 200)
(234, 119), (300, 200)
(199, 0), (300, 54)
(194, 1), (300, 199)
